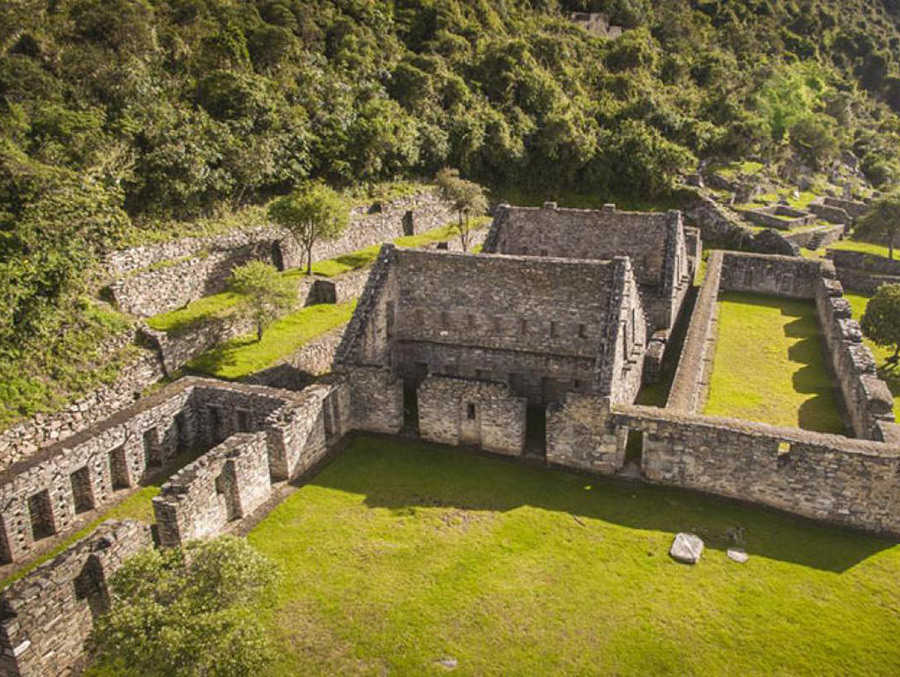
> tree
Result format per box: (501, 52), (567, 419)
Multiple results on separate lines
(267, 183), (349, 275)
(857, 191), (900, 259)
(435, 168), (488, 252)
(228, 260), (295, 341)
(861, 284), (900, 367)
(89, 536), (281, 677)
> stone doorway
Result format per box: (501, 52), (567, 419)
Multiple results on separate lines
(525, 406), (547, 458)
(403, 384), (419, 434)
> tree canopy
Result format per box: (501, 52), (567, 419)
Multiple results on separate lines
(861, 283), (900, 364)
(228, 260), (296, 340)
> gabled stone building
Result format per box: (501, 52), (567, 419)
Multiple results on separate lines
(333, 245), (648, 455)
(482, 203), (698, 376)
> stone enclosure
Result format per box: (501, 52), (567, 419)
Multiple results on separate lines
(4, 200), (900, 676)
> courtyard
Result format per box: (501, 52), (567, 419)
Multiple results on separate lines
(248, 435), (900, 676)
(704, 291), (844, 433)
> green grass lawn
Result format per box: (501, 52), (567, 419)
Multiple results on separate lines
(249, 435), (900, 676)
(186, 301), (356, 380)
(704, 292), (843, 433)
(843, 293), (900, 419)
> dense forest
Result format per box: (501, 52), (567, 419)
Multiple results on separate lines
(3, 0), (900, 421)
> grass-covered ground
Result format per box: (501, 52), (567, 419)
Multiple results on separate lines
(185, 301), (356, 380)
(249, 435), (900, 676)
(844, 293), (900, 419)
(705, 292), (843, 433)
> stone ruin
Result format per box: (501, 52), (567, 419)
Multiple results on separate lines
(3, 202), (900, 676)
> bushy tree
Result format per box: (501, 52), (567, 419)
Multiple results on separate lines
(89, 536), (281, 677)
(267, 183), (349, 274)
(228, 260), (295, 341)
(856, 191), (900, 259)
(861, 284), (900, 366)
(435, 168), (488, 252)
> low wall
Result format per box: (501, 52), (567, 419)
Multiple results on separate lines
(243, 326), (346, 390)
(782, 224), (844, 250)
(808, 202), (850, 225)
(666, 251), (723, 412)
(418, 376), (526, 455)
(339, 366), (404, 434)
(0, 520), (152, 677)
(154, 433), (272, 548)
(814, 276), (895, 439)
(738, 205), (816, 231)
(107, 190), (453, 317)
(546, 394), (626, 474)
(613, 405), (900, 535)
(834, 266), (900, 294)
(829, 249), (900, 276)
(719, 251), (826, 298)
(823, 197), (869, 219)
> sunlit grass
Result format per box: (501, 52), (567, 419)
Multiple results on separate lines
(705, 292), (843, 433)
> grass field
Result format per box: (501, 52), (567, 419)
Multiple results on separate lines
(844, 292), (900, 419)
(704, 292), (843, 433)
(249, 435), (900, 676)
(185, 301), (356, 380)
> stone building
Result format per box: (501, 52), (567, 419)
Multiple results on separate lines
(482, 203), (696, 375)
(333, 245), (648, 455)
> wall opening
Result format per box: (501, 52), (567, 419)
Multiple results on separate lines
(403, 385), (419, 434)
(74, 554), (109, 619)
(208, 406), (224, 444)
(108, 445), (130, 490)
(466, 403), (476, 420)
(271, 241), (285, 271)
(28, 490), (55, 541)
(70, 466), (95, 514)
(624, 429), (644, 467)
(310, 279), (337, 305)
(402, 210), (414, 236)
(174, 411), (188, 452)
(237, 409), (252, 433)
(525, 406), (547, 457)
(143, 427), (161, 468)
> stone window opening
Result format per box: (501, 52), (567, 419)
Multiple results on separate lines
(74, 554), (110, 619)
(108, 445), (130, 490)
(28, 490), (55, 541)
(467, 313), (476, 328)
(440, 311), (450, 329)
(520, 319), (528, 335)
(578, 323), (587, 338)
(467, 403), (476, 420)
(236, 409), (252, 433)
(541, 249), (548, 257)
(143, 427), (161, 468)
(522, 246), (528, 255)
(174, 411), (188, 452)
(550, 321), (558, 338)
(70, 466), (95, 514)
(208, 406), (224, 444)
(573, 379), (582, 390)
(214, 472), (227, 496)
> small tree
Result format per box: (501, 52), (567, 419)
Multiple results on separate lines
(89, 536), (281, 677)
(435, 168), (488, 252)
(856, 191), (900, 259)
(268, 182), (349, 274)
(861, 283), (900, 368)
(228, 260), (295, 341)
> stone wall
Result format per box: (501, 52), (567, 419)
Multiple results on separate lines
(719, 251), (826, 298)
(0, 383), (193, 564)
(829, 249), (900, 276)
(107, 189), (453, 318)
(814, 276), (895, 439)
(666, 251), (723, 412)
(0, 520), (152, 677)
(418, 376), (526, 455)
(483, 203), (691, 333)
(737, 204), (816, 230)
(546, 393), (625, 474)
(339, 366), (404, 435)
(823, 197), (869, 219)
(613, 405), (900, 535)
(243, 326), (346, 390)
(782, 224), (844, 250)
(154, 432), (272, 547)
(808, 201), (850, 225)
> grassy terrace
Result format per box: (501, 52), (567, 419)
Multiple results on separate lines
(250, 436), (900, 676)
(146, 218), (489, 334)
(704, 292), (843, 433)
(185, 301), (356, 380)
(844, 293), (900, 419)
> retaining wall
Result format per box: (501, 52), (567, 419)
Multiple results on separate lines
(719, 251), (826, 298)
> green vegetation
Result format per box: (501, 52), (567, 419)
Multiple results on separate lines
(88, 537), (279, 677)
(435, 168), (489, 252)
(705, 292), (843, 433)
(145, 292), (243, 334)
(249, 435), (900, 675)
(845, 292), (900, 418)
(228, 261), (296, 341)
(187, 301), (356, 380)
(856, 190), (900, 258)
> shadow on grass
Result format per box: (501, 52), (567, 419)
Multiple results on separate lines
(310, 435), (895, 574)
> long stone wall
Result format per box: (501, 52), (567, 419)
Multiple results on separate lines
(666, 251), (723, 412)
(814, 276), (896, 439)
(107, 189), (454, 318)
(0, 520), (152, 677)
(719, 250), (826, 298)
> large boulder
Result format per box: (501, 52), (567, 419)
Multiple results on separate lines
(669, 532), (704, 564)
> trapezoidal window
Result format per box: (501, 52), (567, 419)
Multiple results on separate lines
(143, 427), (161, 468)
(70, 466), (94, 514)
(236, 409), (252, 433)
(28, 490), (55, 541)
(467, 403), (477, 420)
(108, 445), (130, 490)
